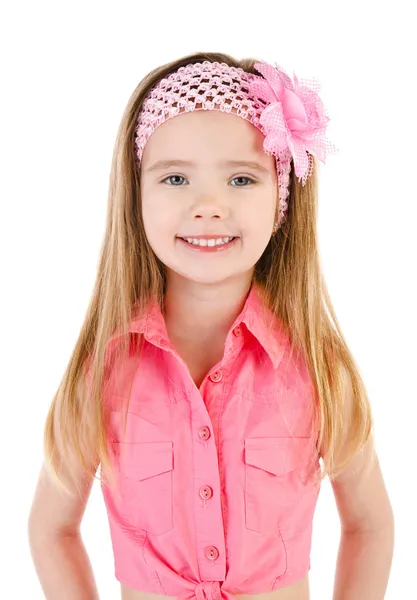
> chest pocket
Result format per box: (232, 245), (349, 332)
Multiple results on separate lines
(114, 439), (174, 536)
(244, 436), (317, 538)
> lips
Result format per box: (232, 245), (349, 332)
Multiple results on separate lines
(176, 235), (238, 239)
(181, 237), (235, 246)
(177, 236), (239, 252)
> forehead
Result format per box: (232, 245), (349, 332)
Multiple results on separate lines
(141, 109), (270, 167)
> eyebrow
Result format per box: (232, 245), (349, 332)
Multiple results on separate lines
(144, 159), (270, 174)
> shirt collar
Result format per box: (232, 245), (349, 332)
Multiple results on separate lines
(109, 282), (289, 369)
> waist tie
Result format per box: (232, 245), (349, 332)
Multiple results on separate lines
(194, 581), (235, 600)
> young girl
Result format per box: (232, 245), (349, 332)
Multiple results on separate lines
(28, 52), (394, 600)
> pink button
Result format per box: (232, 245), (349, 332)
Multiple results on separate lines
(198, 426), (211, 440)
(209, 370), (222, 382)
(199, 485), (213, 500)
(204, 546), (219, 561)
(233, 326), (242, 336)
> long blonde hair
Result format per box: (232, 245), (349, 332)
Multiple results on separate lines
(43, 51), (374, 497)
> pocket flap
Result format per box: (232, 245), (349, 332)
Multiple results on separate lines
(244, 436), (312, 476)
(117, 440), (174, 481)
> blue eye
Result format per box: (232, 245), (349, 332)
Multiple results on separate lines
(230, 176), (255, 187)
(161, 175), (256, 186)
(162, 175), (187, 186)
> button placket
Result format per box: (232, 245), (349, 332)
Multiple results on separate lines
(193, 383), (225, 580)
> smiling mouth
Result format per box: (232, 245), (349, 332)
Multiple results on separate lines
(178, 236), (237, 247)
(176, 235), (240, 252)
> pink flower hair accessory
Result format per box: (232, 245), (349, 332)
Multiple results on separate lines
(247, 61), (338, 186)
(135, 60), (338, 230)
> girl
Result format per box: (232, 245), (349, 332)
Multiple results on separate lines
(28, 52), (394, 600)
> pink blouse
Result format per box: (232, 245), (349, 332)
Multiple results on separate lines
(101, 282), (321, 600)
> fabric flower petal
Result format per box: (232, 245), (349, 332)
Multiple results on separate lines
(253, 62), (285, 99)
(281, 88), (308, 126)
(258, 104), (289, 154)
(287, 136), (311, 183)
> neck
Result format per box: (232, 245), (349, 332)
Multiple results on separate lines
(162, 272), (253, 344)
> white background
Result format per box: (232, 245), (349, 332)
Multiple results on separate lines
(1, 1), (415, 598)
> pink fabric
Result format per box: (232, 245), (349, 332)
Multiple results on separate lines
(101, 282), (321, 599)
(246, 62), (338, 185)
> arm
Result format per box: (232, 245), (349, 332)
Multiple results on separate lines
(331, 435), (395, 599)
(28, 461), (100, 600)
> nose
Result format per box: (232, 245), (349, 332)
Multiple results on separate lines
(191, 199), (230, 227)
(191, 193), (230, 223)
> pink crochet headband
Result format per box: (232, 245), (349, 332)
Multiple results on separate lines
(134, 60), (338, 229)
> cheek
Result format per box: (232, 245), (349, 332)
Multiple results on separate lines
(141, 207), (180, 266)
(239, 203), (275, 257)
(142, 198), (176, 236)
(243, 202), (275, 233)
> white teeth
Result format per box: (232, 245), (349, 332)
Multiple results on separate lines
(183, 236), (234, 247)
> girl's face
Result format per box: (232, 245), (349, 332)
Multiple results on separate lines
(140, 110), (277, 286)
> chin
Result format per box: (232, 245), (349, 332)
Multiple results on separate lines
(165, 263), (252, 285)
